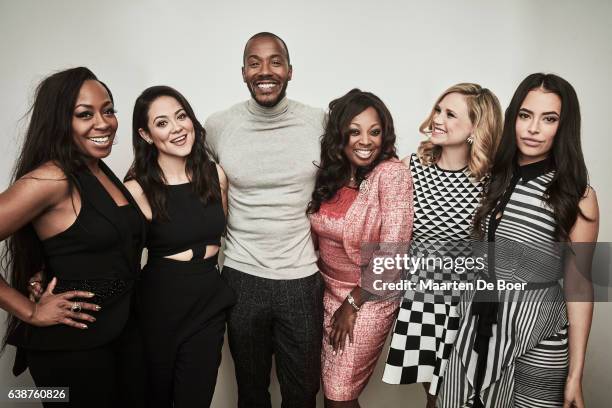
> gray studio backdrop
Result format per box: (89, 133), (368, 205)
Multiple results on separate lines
(1, 0), (610, 406)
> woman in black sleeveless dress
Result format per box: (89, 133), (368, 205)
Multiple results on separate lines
(124, 86), (236, 408)
(0, 67), (146, 407)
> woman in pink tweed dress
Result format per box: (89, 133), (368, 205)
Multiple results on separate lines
(308, 89), (413, 407)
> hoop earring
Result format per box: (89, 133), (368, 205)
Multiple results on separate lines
(466, 135), (474, 144)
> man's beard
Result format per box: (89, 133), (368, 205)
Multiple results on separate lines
(248, 80), (289, 108)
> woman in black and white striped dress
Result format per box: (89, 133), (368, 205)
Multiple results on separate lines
(439, 73), (599, 408)
(382, 83), (502, 408)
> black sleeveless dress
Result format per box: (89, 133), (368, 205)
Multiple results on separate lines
(7, 161), (147, 407)
(138, 163), (236, 408)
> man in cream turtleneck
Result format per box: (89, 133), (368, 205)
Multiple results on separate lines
(205, 32), (325, 408)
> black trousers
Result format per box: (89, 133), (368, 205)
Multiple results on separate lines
(143, 312), (226, 408)
(26, 315), (146, 408)
(222, 267), (324, 408)
(139, 256), (235, 408)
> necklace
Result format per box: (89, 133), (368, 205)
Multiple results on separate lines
(347, 174), (357, 188)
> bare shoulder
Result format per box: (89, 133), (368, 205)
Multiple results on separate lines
(17, 161), (70, 197)
(124, 179), (152, 220)
(124, 179), (144, 197)
(569, 186), (599, 242)
(215, 163), (227, 186)
(22, 161), (67, 181)
(123, 178), (149, 204)
(579, 186), (599, 220)
(0, 162), (70, 233)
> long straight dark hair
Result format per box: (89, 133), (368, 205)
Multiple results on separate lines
(307, 88), (398, 214)
(125, 86), (219, 221)
(473, 73), (590, 241)
(1, 67), (109, 349)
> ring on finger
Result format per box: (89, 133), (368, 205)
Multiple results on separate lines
(70, 302), (82, 313)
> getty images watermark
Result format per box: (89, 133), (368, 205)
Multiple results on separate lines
(371, 254), (529, 291)
(358, 241), (612, 302)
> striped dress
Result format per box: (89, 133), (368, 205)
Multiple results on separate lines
(439, 159), (569, 408)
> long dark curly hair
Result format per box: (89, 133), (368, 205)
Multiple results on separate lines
(307, 89), (398, 214)
(124, 86), (219, 221)
(473, 73), (590, 241)
(2, 67), (108, 350)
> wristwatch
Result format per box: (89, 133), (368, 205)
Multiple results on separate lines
(346, 293), (361, 312)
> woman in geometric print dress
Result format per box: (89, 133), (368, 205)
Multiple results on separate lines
(439, 73), (599, 408)
(383, 83), (502, 408)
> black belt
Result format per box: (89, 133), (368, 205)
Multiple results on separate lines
(54, 278), (130, 305)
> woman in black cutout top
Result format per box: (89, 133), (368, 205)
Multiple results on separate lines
(124, 86), (236, 408)
(0, 67), (146, 407)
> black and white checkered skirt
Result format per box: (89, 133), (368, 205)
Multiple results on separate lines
(382, 241), (474, 394)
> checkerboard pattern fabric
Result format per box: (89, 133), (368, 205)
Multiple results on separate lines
(383, 298), (460, 393)
(382, 154), (483, 393)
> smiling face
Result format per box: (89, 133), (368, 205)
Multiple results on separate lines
(71, 80), (118, 159)
(515, 88), (561, 165)
(139, 96), (195, 159)
(429, 92), (474, 147)
(242, 35), (292, 107)
(343, 107), (383, 170)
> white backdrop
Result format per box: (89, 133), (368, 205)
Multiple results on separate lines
(1, 0), (610, 406)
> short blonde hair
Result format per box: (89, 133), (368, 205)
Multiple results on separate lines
(417, 83), (502, 180)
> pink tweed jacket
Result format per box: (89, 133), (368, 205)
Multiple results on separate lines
(342, 159), (414, 286)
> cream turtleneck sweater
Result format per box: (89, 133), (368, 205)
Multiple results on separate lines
(205, 98), (325, 279)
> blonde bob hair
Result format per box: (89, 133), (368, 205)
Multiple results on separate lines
(417, 83), (502, 180)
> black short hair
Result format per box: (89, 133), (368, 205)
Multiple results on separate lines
(242, 32), (290, 65)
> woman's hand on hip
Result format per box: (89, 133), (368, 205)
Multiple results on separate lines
(28, 277), (100, 329)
